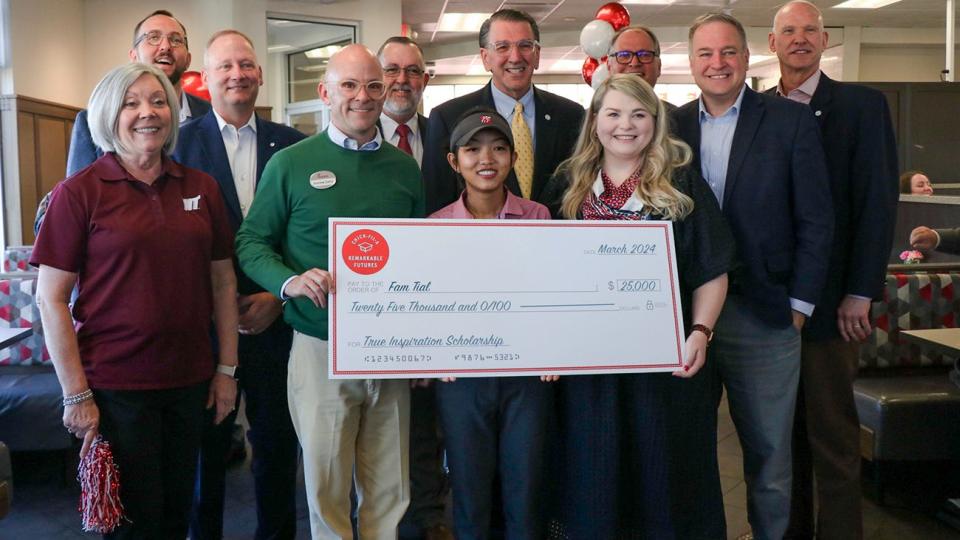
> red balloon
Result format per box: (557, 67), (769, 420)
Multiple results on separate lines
(595, 2), (631, 31)
(181, 71), (211, 101)
(582, 56), (599, 86)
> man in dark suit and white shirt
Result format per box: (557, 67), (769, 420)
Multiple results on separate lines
(173, 29), (305, 540)
(672, 13), (833, 540)
(768, 3), (898, 538)
(377, 35), (454, 540)
(421, 9), (585, 214)
(378, 37), (430, 167)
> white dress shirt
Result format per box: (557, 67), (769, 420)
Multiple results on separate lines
(179, 91), (194, 125)
(379, 113), (423, 166)
(213, 109), (258, 217)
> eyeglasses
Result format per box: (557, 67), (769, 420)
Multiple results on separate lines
(613, 49), (658, 65)
(383, 66), (426, 79)
(134, 30), (188, 49)
(487, 40), (540, 56)
(331, 79), (387, 99)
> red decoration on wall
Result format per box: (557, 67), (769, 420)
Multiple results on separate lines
(595, 3), (631, 31)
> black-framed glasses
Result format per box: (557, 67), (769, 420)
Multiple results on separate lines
(613, 49), (658, 65)
(332, 79), (387, 99)
(487, 40), (540, 56)
(383, 65), (426, 79)
(134, 30), (188, 49)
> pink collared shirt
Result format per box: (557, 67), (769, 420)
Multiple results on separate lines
(776, 70), (821, 105)
(429, 189), (551, 220)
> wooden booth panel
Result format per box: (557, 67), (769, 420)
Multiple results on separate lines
(14, 96), (81, 244)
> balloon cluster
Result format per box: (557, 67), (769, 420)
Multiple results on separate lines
(181, 71), (211, 101)
(579, 3), (631, 89)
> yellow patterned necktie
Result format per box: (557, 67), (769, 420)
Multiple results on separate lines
(511, 103), (534, 199)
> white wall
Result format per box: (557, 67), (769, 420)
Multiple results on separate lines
(8, 0), (86, 106)
(860, 45), (960, 82)
(0, 0), (401, 244)
(5, 0), (401, 108)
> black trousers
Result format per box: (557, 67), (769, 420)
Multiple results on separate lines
(190, 322), (298, 540)
(400, 384), (448, 531)
(95, 381), (207, 540)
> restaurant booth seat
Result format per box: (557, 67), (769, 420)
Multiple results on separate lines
(854, 269), (960, 502)
(0, 247), (69, 453)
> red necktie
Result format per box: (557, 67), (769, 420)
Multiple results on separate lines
(395, 124), (413, 156)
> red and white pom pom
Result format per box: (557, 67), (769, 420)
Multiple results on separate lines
(77, 436), (127, 533)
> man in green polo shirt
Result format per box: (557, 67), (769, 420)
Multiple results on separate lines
(236, 44), (423, 540)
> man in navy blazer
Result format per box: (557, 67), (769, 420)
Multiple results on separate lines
(672, 13), (833, 540)
(66, 9), (211, 177)
(34, 10), (212, 236)
(173, 30), (305, 540)
(768, 3), (898, 538)
(421, 9), (584, 215)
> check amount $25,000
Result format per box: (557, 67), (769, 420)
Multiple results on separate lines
(329, 219), (686, 379)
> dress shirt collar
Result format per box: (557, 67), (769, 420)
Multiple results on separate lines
(776, 70), (821, 105)
(326, 121), (383, 151)
(490, 82), (535, 121)
(698, 85), (747, 120)
(490, 83), (534, 111)
(379, 113), (418, 140)
(179, 91), (192, 125)
(446, 188), (526, 219)
(212, 108), (258, 134)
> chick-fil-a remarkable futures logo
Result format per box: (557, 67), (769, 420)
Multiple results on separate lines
(342, 229), (390, 275)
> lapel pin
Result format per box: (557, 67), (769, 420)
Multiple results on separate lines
(269, 142), (276, 147)
(544, 114), (551, 121)
(815, 110), (822, 117)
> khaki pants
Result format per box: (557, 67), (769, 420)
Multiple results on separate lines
(287, 331), (410, 540)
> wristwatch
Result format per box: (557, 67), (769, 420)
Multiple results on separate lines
(216, 363), (238, 379)
(690, 324), (714, 342)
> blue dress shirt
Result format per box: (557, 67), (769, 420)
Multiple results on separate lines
(490, 83), (536, 149)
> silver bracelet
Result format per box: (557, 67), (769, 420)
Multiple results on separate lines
(63, 389), (93, 407)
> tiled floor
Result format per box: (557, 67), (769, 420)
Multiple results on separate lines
(3, 399), (960, 539)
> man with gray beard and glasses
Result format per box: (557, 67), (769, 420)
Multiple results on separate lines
(377, 36), (454, 540)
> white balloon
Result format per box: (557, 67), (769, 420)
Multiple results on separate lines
(591, 63), (610, 90)
(579, 19), (615, 60)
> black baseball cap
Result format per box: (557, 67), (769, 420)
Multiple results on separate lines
(449, 107), (514, 151)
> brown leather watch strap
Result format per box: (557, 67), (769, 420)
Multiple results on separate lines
(690, 324), (713, 342)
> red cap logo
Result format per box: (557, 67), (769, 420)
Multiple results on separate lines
(342, 229), (389, 275)
(480, 115), (492, 124)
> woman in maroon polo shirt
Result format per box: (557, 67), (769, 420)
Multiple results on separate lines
(32, 63), (238, 539)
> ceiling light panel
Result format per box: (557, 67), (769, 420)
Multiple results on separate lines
(437, 12), (493, 32)
(832, 0), (902, 8)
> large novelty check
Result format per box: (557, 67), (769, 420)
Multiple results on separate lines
(328, 218), (686, 379)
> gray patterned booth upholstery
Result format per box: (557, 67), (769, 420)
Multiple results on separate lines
(854, 270), (960, 500)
